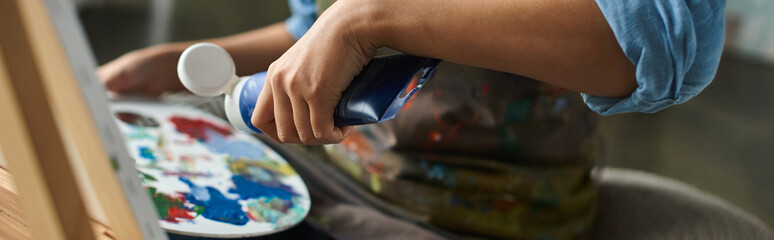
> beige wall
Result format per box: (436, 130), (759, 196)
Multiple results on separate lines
(725, 0), (774, 62)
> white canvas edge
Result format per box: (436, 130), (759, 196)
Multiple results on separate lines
(44, 0), (168, 239)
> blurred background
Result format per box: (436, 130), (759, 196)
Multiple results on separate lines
(74, 0), (774, 230)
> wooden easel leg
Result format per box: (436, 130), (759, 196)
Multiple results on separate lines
(0, 1), (97, 239)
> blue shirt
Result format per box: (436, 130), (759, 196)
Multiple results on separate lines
(285, 0), (727, 115)
(285, 0), (317, 40)
(583, 0), (726, 115)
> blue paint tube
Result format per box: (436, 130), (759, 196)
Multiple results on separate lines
(177, 43), (440, 134)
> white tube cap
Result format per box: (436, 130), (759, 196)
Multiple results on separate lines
(177, 43), (238, 97)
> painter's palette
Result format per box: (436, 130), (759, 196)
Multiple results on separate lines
(110, 101), (310, 238)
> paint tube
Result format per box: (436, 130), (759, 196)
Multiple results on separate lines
(177, 43), (441, 134)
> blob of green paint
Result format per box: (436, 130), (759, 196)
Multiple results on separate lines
(148, 187), (196, 223)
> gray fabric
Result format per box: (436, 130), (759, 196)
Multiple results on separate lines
(307, 189), (447, 240)
(593, 168), (774, 240)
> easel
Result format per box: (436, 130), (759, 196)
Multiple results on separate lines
(0, 0), (166, 239)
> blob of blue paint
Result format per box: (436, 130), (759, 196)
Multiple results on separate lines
(203, 129), (265, 160)
(179, 177), (249, 226)
(229, 175), (297, 201)
(139, 146), (156, 160)
(424, 162), (457, 187)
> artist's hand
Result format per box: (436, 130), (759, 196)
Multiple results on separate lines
(251, 0), (377, 144)
(98, 44), (186, 96)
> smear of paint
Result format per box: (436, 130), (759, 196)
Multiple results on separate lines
(481, 84), (490, 97)
(139, 170), (158, 184)
(552, 98), (567, 115)
(178, 155), (198, 172)
(246, 197), (306, 228)
(167, 206), (195, 223)
(427, 107), (479, 144)
(162, 171), (214, 178)
(164, 150), (174, 161)
(115, 112), (160, 127)
(428, 130), (442, 142)
(148, 187), (195, 223)
(341, 131), (374, 160)
(180, 177), (250, 226)
(173, 139), (195, 145)
(231, 161), (277, 183)
(229, 158), (296, 178)
(493, 199), (520, 212)
(204, 130), (265, 160)
(126, 128), (155, 140)
(400, 75), (420, 111)
(428, 165), (446, 180)
(139, 146), (156, 160)
(110, 155), (120, 171)
(246, 198), (284, 223)
(229, 175), (297, 201)
(179, 155), (194, 162)
(169, 116), (232, 141)
(421, 161), (457, 187)
(369, 174), (382, 193)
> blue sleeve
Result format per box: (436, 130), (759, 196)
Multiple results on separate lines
(285, 0), (317, 40)
(582, 0), (726, 115)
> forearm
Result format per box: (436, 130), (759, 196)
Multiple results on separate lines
(334, 0), (636, 97)
(163, 22), (295, 76)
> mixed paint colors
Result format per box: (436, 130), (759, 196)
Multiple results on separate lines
(111, 102), (310, 238)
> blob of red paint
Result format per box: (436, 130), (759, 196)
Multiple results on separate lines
(481, 84), (490, 97)
(428, 130), (442, 142)
(166, 205), (195, 223)
(493, 199), (519, 212)
(247, 211), (258, 221)
(169, 116), (232, 141)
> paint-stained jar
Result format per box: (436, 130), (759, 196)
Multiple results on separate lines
(321, 62), (599, 240)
